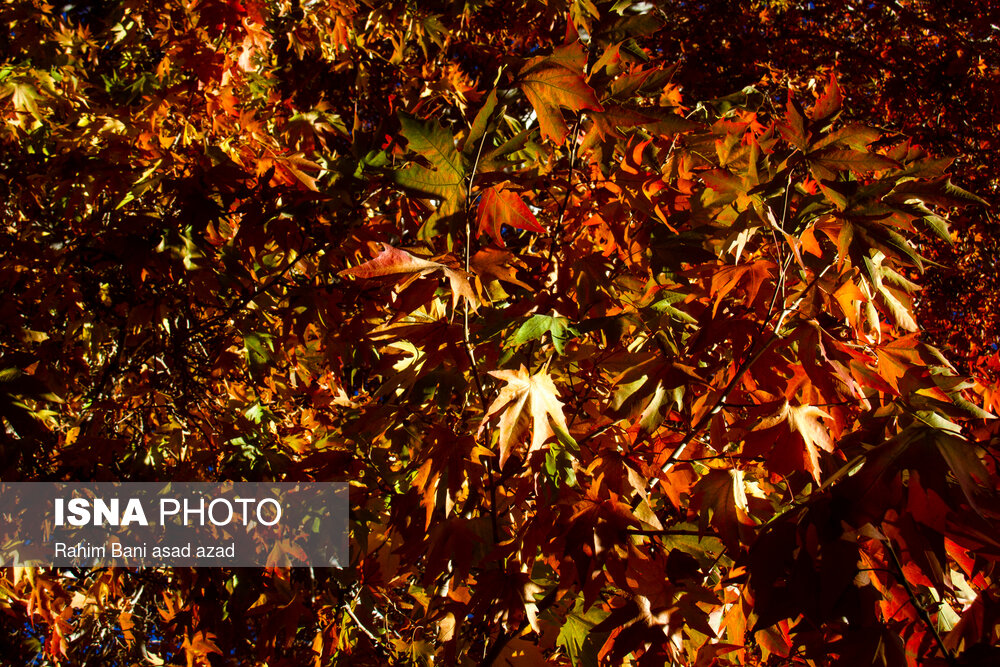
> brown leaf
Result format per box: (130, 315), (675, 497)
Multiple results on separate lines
(693, 468), (752, 551)
(470, 247), (532, 290)
(811, 72), (842, 122)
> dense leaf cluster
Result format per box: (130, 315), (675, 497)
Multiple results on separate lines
(1, 1), (999, 665)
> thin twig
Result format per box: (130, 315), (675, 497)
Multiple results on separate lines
(544, 116), (583, 268)
(343, 603), (389, 654)
(764, 173), (795, 323)
(625, 528), (714, 537)
(883, 539), (957, 667)
(465, 124), (498, 543)
(463, 126), (492, 413)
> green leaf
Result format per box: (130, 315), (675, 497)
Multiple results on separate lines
(464, 88), (498, 155)
(544, 440), (578, 488)
(556, 597), (609, 667)
(478, 128), (533, 170)
(889, 176), (989, 208)
(649, 291), (698, 324)
(393, 112), (466, 230)
(244, 332), (274, 378)
(513, 315), (557, 345)
(511, 314), (578, 355)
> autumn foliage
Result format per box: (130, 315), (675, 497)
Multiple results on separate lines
(2, 0), (1000, 665)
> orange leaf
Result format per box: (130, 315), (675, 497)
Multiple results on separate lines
(477, 186), (545, 246)
(519, 58), (603, 144)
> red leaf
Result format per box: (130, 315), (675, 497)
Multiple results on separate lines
(477, 186), (545, 246)
(812, 72), (843, 122)
(339, 244), (443, 278)
(339, 244), (475, 309)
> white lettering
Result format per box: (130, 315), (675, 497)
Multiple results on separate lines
(160, 499), (180, 525)
(121, 499), (148, 526)
(258, 498), (281, 526)
(235, 498), (254, 524)
(67, 498), (89, 526)
(183, 498), (205, 525)
(208, 498), (233, 526)
(93, 498), (118, 525)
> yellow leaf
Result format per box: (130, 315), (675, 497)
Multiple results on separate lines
(787, 404), (833, 483)
(479, 366), (569, 465)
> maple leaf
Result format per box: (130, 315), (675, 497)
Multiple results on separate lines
(693, 468), (752, 551)
(808, 148), (900, 179)
(393, 112), (466, 231)
(479, 366), (570, 465)
(787, 404), (834, 483)
(779, 92), (809, 149)
(339, 244), (475, 309)
(470, 247), (532, 290)
(588, 106), (657, 142)
(477, 185), (545, 246)
(182, 631), (222, 667)
(518, 54), (603, 144)
(557, 596), (609, 667)
(750, 401), (835, 483)
(2, 80), (43, 121)
(339, 244), (442, 278)
(811, 72), (843, 122)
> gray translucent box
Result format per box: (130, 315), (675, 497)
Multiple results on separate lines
(0, 483), (348, 567)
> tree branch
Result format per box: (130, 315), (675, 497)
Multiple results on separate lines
(660, 264), (832, 472)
